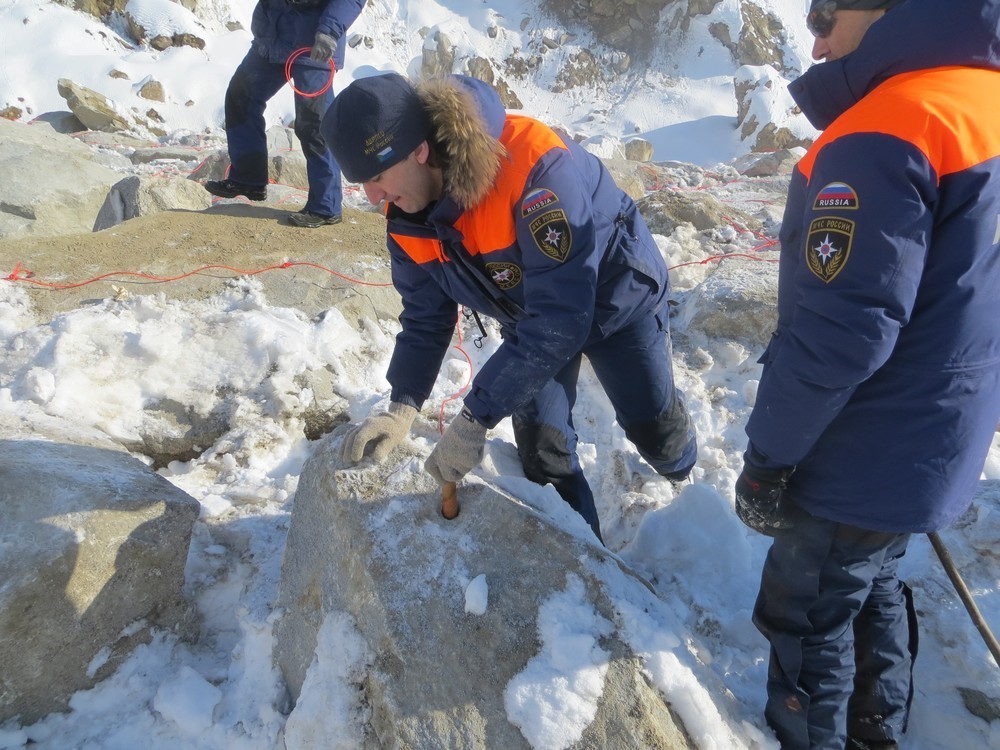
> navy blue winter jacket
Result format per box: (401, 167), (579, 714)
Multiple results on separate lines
(746, 0), (1000, 532)
(383, 77), (671, 428)
(250, 0), (363, 69)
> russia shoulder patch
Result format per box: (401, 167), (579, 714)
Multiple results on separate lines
(805, 217), (854, 283)
(521, 188), (560, 217)
(529, 209), (572, 262)
(814, 182), (859, 210)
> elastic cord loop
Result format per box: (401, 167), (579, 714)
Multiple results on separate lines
(284, 48), (336, 98)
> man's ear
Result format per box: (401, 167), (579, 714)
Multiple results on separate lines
(413, 140), (431, 165)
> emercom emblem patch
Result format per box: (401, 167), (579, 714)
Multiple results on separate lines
(486, 262), (522, 290)
(529, 209), (572, 262)
(806, 216), (854, 282)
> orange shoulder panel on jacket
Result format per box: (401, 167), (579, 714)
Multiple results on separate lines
(797, 66), (1000, 183)
(389, 232), (446, 264)
(455, 114), (568, 257)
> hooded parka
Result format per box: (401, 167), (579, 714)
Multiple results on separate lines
(381, 76), (697, 534)
(744, 4), (1000, 747)
(746, 0), (1000, 533)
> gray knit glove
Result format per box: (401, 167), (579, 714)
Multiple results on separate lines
(341, 402), (417, 464)
(425, 407), (488, 484)
(310, 32), (337, 62)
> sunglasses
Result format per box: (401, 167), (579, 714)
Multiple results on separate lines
(807, 0), (838, 38)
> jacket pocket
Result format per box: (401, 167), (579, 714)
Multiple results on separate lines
(600, 213), (665, 295)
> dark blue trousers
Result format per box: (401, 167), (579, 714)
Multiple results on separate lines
(224, 48), (342, 217)
(753, 511), (917, 749)
(511, 312), (698, 542)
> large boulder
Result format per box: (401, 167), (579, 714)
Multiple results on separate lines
(638, 188), (762, 237)
(273, 434), (745, 749)
(94, 174), (213, 231)
(674, 254), (779, 346)
(0, 118), (120, 239)
(0, 410), (200, 724)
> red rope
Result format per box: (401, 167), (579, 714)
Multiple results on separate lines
(284, 48), (336, 98)
(439, 309), (474, 434)
(3, 260), (393, 289)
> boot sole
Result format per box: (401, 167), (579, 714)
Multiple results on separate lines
(204, 183), (267, 201)
(286, 214), (342, 228)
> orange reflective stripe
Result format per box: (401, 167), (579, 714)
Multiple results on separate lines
(798, 67), (1000, 183)
(390, 232), (446, 264)
(455, 114), (568, 256)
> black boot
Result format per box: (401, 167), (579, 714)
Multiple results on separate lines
(204, 179), (267, 201)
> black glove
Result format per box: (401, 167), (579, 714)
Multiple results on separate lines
(735, 458), (795, 537)
(310, 32), (337, 62)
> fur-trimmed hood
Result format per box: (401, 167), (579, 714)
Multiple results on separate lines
(416, 76), (508, 209)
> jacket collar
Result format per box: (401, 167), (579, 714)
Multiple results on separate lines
(791, 0), (1000, 129)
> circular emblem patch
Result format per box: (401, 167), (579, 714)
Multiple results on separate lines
(486, 262), (522, 290)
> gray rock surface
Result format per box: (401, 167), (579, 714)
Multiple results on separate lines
(675, 254), (779, 346)
(273, 434), (706, 750)
(0, 412), (200, 724)
(0, 118), (121, 239)
(94, 174), (213, 231)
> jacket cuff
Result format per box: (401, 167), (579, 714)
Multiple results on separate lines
(744, 443), (793, 473)
(389, 390), (422, 411)
(462, 390), (502, 429)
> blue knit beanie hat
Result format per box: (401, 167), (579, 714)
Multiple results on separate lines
(322, 72), (432, 184)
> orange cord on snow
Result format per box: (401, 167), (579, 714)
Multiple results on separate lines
(439, 309), (475, 434)
(4, 260), (393, 290)
(5, 259), (475, 419)
(285, 48), (336, 98)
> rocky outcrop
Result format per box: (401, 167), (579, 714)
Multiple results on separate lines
(57, 78), (166, 138)
(0, 411), (200, 724)
(272, 435), (746, 749)
(580, 134), (654, 163)
(542, 0), (671, 55)
(420, 27), (457, 78)
(93, 173), (213, 231)
(732, 147), (803, 178)
(624, 137), (654, 162)
(57, 78), (133, 134)
(467, 57), (523, 109)
(66, 0), (210, 51)
(552, 47), (603, 92)
(734, 65), (814, 153)
(709, 1), (789, 71)
(638, 187), (762, 236)
(0, 117), (121, 239)
(674, 254), (779, 345)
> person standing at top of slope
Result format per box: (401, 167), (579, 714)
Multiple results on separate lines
(734, 0), (1000, 748)
(325, 72), (698, 544)
(204, 0), (364, 228)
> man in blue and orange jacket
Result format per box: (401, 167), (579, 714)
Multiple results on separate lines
(205, 0), (364, 228)
(735, 0), (1000, 747)
(323, 72), (698, 542)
